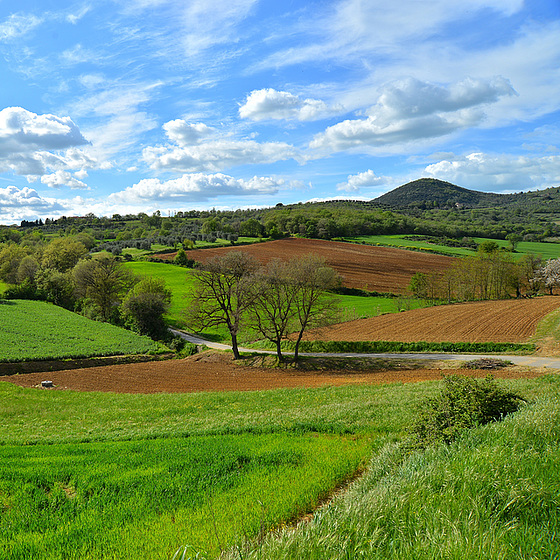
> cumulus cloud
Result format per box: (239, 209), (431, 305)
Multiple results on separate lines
(143, 118), (298, 172)
(163, 120), (214, 145)
(425, 152), (560, 191)
(40, 170), (88, 189)
(337, 169), (386, 192)
(0, 185), (66, 224)
(239, 88), (338, 121)
(310, 77), (516, 153)
(109, 172), (283, 204)
(0, 107), (93, 178)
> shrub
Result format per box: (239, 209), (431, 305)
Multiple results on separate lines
(408, 374), (525, 449)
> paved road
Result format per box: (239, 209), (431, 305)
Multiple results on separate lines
(170, 329), (560, 370)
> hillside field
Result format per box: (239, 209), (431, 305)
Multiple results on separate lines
(306, 296), (560, 344)
(0, 300), (165, 363)
(154, 237), (455, 294)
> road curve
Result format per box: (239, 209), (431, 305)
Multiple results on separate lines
(170, 329), (560, 370)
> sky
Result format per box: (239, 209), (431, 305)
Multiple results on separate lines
(0, 0), (559, 224)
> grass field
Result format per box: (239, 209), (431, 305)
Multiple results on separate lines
(344, 234), (560, 260)
(0, 300), (164, 362)
(1, 376), (558, 559)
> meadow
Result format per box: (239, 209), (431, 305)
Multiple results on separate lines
(344, 234), (560, 260)
(0, 300), (164, 362)
(1, 376), (558, 559)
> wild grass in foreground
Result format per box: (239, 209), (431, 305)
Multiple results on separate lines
(0, 300), (165, 363)
(1, 376), (558, 559)
(224, 393), (560, 560)
(0, 434), (368, 559)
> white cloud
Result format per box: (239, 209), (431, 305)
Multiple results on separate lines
(109, 172), (283, 204)
(0, 13), (42, 42)
(40, 170), (88, 189)
(337, 169), (386, 192)
(0, 107), (93, 178)
(239, 88), (338, 121)
(0, 185), (66, 224)
(143, 119), (298, 172)
(425, 152), (560, 191)
(163, 120), (214, 145)
(310, 77), (516, 153)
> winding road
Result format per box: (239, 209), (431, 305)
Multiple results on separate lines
(171, 329), (560, 370)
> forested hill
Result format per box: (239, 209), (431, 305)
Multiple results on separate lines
(373, 178), (560, 212)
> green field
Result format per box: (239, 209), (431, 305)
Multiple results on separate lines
(0, 300), (164, 362)
(1, 376), (558, 559)
(344, 234), (560, 260)
(123, 261), (427, 340)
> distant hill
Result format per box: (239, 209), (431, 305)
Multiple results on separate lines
(373, 178), (518, 208)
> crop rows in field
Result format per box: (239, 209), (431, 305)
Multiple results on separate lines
(153, 237), (456, 293)
(0, 300), (163, 363)
(306, 296), (560, 344)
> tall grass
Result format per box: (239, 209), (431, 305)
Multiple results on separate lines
(224, 394), (560, 559)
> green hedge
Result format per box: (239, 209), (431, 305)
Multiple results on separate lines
(297, 340), (535, 354)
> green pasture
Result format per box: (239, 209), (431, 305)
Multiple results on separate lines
(1, 376), (558, 559)
(123, 261), (420, 342)
(345, 234), (560, 260)
(0, 300), (164, 362)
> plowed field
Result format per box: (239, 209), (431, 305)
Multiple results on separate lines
(306, 296), (560, 343)
(155, 238), (455, 293)
(0, 352), (546, 394)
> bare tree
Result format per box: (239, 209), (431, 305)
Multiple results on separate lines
(250, 259), (298, 361)
(288, 255), (341, 362)
(186, 251), (259, 359)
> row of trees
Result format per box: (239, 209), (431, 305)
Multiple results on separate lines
(187, 252), (341, 361)
(409, 244), (552, 302)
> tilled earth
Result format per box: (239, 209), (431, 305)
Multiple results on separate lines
(0, 351), (548, 394)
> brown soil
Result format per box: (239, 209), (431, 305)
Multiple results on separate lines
(306, 297), (560, 344)
(154, 238), (455, 293)
(0, 351), (548, 394)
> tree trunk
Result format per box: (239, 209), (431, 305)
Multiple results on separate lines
(231, 334), (241, 360)
(275, 340), (284, 362)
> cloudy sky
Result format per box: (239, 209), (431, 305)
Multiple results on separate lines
(0, 0), (559, 224)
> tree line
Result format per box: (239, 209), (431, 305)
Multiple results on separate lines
(408, 241), (555, 302)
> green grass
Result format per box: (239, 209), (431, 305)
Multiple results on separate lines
(0, 280), (7, 295)
(1, 376), (558, 559)
(0, 300), (164, 362)
(345, 234), (560, 260)
(225, 388), (560, 559)
(0, 433), (368, 559)
(123, 262), (427, 341)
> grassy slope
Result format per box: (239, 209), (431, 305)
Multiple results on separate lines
(226, 383), (560, 559)
(1, 377), (558, 559)
(0, 300), (163, 362)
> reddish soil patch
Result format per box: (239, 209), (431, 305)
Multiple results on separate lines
(0, 351), (548, 394)
(307, 297), (560, 343)
(154, 238), (455, 293)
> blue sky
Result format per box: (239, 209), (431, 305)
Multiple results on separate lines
(0, 0), (559, 224)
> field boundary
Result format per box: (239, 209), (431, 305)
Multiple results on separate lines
(0, 353), (174, 376)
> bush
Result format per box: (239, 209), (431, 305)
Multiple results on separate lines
(408, 374), (525, 449)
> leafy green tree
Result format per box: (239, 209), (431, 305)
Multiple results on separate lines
(121, 277), (171, 339)
(0, 243), (29, 284)
(73, 255), (136, 322)
(42, 238), (88, 272)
